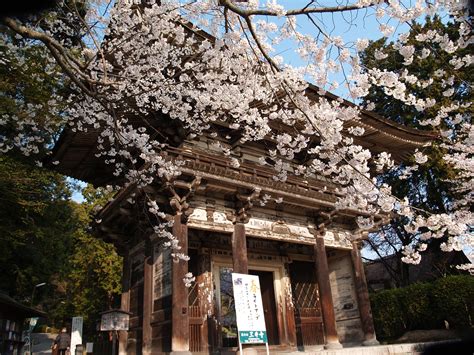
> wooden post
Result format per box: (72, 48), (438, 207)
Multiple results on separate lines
(232, 222), (248, 274)
(112, 330), (117, 355)
(284, 263), (297, 346)
(314, 236), (342, 349)
(231, 188), (259, 275)
(351, 241), (379, 346)
(197, 249), (212, 352)
(119, 254), (130, 355)
(171, 213), (191, 355)
(142, 256), (153, 355)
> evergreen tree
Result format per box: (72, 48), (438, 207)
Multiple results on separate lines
(360, 17), (473, 286)
(0, 155), (77, 302)
(62, 185), (122, 335)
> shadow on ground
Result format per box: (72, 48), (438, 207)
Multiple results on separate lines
(31, 332), (56, 355)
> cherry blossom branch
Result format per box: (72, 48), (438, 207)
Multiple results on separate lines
(239, 14), (437, 219)
(239, 16), (279, 71)
(219, 0), (369, 17)
(68, 0), (109, 83)
(1, 16), (109, 93)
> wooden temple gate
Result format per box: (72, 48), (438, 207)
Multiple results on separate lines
(185, 244), (329, 352)
(48, 5), (436, 353)
(104, 181), (382, 354)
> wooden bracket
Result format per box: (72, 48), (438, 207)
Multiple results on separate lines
(228, 187), (261, 224)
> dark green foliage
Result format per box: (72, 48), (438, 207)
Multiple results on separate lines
(0, 154), (121, 332)
(1, 2), (122, 334)
(65, 232), (122, 335)
(396, 282), (436, 331)
(0, 155), (78, 301)
(63, 186), (122, 335)
(370, 275), (474, 340)
(430, 276), (474, 330)
(370, 289), (405, 340)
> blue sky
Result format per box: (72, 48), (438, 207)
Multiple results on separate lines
(71, 178), (86, 203)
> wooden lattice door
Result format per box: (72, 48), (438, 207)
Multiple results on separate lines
(188, 281), (203, 352)
(289, 261), (325, 347)
(188, 249), (206, 353)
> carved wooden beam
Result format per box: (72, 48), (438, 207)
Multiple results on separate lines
(162, 175), (203, 224)
(310, 210), (338, 237)
(226, 187), (261, 224)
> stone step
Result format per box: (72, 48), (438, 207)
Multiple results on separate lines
(222, 340), (465, 355)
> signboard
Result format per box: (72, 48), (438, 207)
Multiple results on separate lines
(71, 316), (83, 353)
(153, 245), (172, 300)
(86, 342), (94, 353)
(29, 317), (39, 329)
(238, 330), (267, 343)
(231, 273), (267, 345)
(100, 311), (130, 331)
(22, 317), (39, 355)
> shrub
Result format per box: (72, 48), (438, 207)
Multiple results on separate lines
(397, 282), (437, 331)
(431, 275), (474, 329)
(370, 288), (405, 339)
(370, 275), (473, 340)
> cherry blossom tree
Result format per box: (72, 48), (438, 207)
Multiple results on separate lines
(0, 0), (472, 271)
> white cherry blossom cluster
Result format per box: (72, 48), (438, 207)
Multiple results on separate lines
(145, 196), (190, 263)
(1, 0), (472, 266)
(183, 272), (195, 288)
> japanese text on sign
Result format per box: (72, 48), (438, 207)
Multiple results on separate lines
(231, 273), (267, 344)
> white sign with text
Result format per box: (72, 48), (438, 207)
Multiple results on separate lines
(231, 273), (268, 345)
(71, 316), (83, 353)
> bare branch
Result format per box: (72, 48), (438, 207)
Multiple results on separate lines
(219, 0), (369, 17)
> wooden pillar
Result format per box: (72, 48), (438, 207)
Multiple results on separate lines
(351, 241), (379, 346)
(231, 188), (259, 275)
(171, 213), (191, 354)
(197, 248), (212, 352)
(119, 254), (130, 355)
(284, 262), (297, 346)
(142, 255), (153, 355)
(314, 236), (342, 349)
(232, 222), (248, 274)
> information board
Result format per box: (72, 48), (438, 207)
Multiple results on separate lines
(100, 312), (130, 331)
(231, 273), (267, 344)
(86, 342), (94, 352)
(153, 245), (172, 300)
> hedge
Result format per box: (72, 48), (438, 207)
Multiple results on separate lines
(370, 275), (474, 340)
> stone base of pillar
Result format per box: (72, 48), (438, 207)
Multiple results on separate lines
(170, 351), (192, 355)
(236, 348), (259, 355)
(324, 340), (343, 350)
(362, 337), (380, 346)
